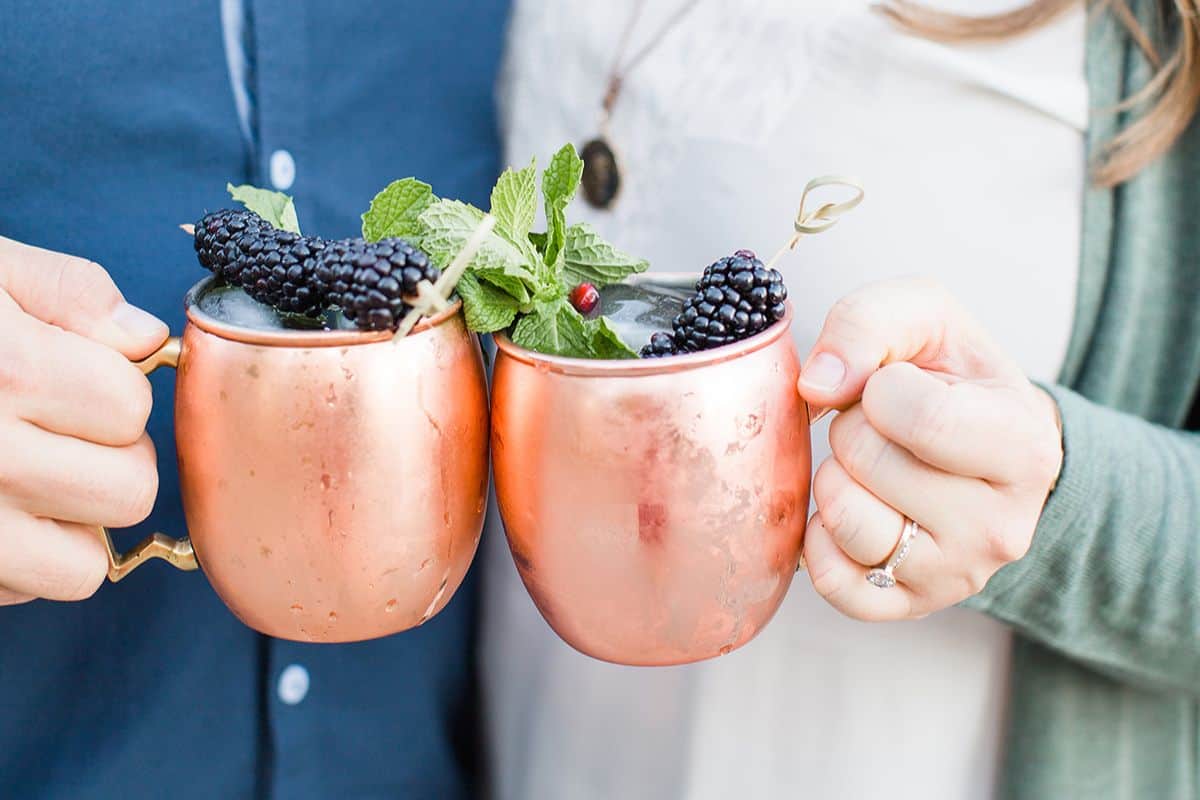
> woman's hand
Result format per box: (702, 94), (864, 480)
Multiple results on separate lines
(796, 278), (1063, 621)
(0, 237), (167, 605)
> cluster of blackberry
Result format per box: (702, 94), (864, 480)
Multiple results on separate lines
(641, 249), (788, 358)
(193, 209), (440, 330)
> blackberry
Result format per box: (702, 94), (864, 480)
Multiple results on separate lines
(640, 331), (678, 358)
(315, 237), (441, 331)
(193, 209), (268, 278)
(641, 248), (788, 358)
(230, 228), (329, 316)
(194, 209), (329, 316)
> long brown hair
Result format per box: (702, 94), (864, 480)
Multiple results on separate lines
(878, 1), (1200, 185)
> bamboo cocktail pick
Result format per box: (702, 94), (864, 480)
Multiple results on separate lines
(393, 213), (496, 340)
(765, 176), (864, 270)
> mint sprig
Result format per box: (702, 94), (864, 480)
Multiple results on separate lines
(359, 143), (648, 359)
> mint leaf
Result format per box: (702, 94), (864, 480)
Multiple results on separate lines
(510, 298), (638, 359)
(562, 223), (649, 288)
(510, 300), (564, 354)
(471, 266), (534, 305)
(456, 271), (519, 333)
(554, 304), (594, 356)
(588, 316), (639, 359)
(541, 144), (584, 267)
(490, 159), (538, 242)
(510, 300), (590, 357)
(227, 183), (300, 233)
(543, 143), (585, 213)
(361, 178), (435, 242)
(419, 199), (537, 304)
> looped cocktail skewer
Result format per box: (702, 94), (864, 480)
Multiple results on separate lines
(392, 213), (497, 340)
(766, 176), (865, 269)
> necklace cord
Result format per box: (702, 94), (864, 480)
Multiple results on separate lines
(601, 0), (704, 125)
(621, 0), (704, 76)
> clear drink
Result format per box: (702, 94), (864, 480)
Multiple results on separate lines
(597, 278), (693, 351)
(195, 282), (357, 331)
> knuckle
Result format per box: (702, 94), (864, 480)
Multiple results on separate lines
(982, 518), (1030, 564)
(826, 293), (880, 344)
(0, 457), (21, 500)
(0, 338), (30, 397)
(0, 430), (33, 501)
(961, 568), (992, 598)
(908, 387), (954, 453)
(105, 365), (153, 444)
(61, 547), (108, 601)
(126, 377), (154, 435)
(45, 257), (118, 325)
(109, 444), (158, 527)
(808, 562), (845, 605)
(1025, 432), (1063, 488)
(816, 482), (857, 548)
(58, 257), (111, 300)
(812, 461), (842, 519)
(834, 417), (885, 481)
(24, 524), (108, 602)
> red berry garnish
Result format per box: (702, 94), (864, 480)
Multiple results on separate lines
(569, 282), (600, 317)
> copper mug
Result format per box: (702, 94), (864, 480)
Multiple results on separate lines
(491, 274), (810, 666)
(102, 276), (490, 643)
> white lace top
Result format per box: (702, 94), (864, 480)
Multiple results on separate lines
(483, 1), (1087, 797)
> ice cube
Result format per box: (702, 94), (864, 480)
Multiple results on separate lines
(196, 284), (290, 330)
(195, 283), (348, 332)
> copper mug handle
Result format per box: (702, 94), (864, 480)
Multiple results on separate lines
(97, 336), (199, 582)
(807, 403), (832, 425)
(794, 401), (834, 575)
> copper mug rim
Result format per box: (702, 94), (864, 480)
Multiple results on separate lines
(182, 275), (463, 349)
(494, 272), (794, 378)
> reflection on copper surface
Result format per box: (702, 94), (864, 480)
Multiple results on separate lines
(492, 283), (809, 666)
(170, 278), (489, 642)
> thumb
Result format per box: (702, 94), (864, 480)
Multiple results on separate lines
(797, 278), (1010, 411)
(0, 236), (168, 360)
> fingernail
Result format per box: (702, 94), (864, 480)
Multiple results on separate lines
(111, 302), (167, 341)
(800, 352), (846, 392)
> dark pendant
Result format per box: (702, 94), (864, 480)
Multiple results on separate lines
(580, 137), (621, 209)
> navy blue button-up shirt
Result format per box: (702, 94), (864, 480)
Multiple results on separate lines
(0, 2), (508, 797)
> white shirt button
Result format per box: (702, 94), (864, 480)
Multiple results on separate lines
(277, 663), (310, 705)
(269, 149), (296, 191)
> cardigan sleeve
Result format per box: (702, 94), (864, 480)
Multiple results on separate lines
(962, 383), (1200, 695)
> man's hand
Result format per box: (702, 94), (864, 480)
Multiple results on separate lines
(797, 278), (1063, 621)
(0, 236), (168, 605)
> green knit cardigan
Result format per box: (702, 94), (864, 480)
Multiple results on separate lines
(959, 8), (1200, 798)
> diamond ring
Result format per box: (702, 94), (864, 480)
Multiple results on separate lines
(865, 518), (918, 589)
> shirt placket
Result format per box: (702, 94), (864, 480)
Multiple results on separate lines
(246, 2), (314, 797)
(248, 0), (307, 197)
